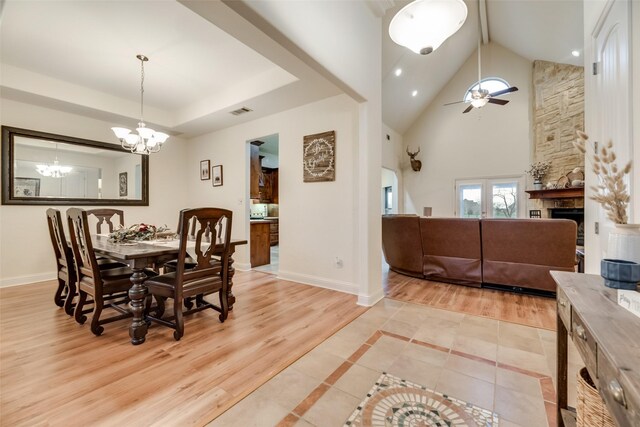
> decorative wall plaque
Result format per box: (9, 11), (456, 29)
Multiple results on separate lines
(303, 130), (335, 182)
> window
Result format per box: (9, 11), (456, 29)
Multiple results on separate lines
(464, 77), (510, 101)
(455, 176), (524, 219)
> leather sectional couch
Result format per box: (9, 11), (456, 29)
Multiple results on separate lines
(382, 215), (577, 293)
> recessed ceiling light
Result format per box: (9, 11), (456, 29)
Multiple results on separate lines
(395, 68), (403, 77)
(571, 50), (580, 57)
(412, 90), (418, 97)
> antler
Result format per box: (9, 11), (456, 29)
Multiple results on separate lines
(406, 146), (420, 158)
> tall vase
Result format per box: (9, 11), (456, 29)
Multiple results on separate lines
(608, 224), (640, 263)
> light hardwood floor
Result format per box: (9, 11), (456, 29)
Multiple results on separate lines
(383, 268), (557, 330)
(0, 271), (367, 426)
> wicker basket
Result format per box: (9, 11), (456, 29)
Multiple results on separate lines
(576, 367), (615, 427)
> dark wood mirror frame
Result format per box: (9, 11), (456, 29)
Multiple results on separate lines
(1, 126), (149, 206)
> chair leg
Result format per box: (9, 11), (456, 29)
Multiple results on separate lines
(54, 278), (65, 307)
(64, 281), (77, 316)
(218, 288), (228, 322)
(155, 296), (166, 318)
(74, 290), (88, 324)
(90, 297), (105, 336)
(184, 297), (194, 310)
(173, 297), (184, 341)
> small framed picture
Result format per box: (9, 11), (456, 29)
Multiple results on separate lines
(200, 160), (211, 180)
(212, 165), (223, 187)
(119, 172), (128, 197)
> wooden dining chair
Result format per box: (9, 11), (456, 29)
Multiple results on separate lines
(46, 208), (78, 316)
(66, 208), (155, 336)
(145, 208), (232, 341)
(86, 209), (124, 234)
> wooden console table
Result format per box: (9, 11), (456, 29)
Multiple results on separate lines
(552, 271), (640, 426)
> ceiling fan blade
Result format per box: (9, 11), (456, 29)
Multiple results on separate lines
(488, 98), (509, 105)
(444, 100), (467, 106)
(462, 104), (474, 114)
(489, 86), (519, 98)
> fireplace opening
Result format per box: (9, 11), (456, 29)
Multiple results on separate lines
(549, 208), (584, 246)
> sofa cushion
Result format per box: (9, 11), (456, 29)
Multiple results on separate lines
(420, 218), (482, 286)
(382, 215), (423, 278)
(481, 219), (576, 292)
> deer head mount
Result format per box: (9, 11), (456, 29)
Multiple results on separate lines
(406, 147), (422, 172)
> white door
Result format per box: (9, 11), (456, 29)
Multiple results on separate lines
(455, 177), (525, 219)
(592, 0), (632, 256)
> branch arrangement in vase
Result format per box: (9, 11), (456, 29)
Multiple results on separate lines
(574, 130), (632, 224)
(526, 161), (551, 183)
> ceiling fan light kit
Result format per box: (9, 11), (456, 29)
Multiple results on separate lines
(389, 0), (468, 55)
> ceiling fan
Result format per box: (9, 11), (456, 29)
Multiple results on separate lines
(444, 36), (518, 113)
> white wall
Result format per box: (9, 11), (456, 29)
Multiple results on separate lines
(186, 94), (361, 293)
(0, 98), (189, 286)
(402, 42), (532, 217)
(239, 1), (383, 305)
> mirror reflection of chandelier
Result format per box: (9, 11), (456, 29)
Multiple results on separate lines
(36, 143), (72, 178)
(111, 54), (169, 155)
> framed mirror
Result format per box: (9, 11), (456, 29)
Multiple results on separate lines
(2, 126), (149, 205)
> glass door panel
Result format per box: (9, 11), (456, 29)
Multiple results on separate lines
(458, 184), (482, 218)
(491, 181), (519, 218)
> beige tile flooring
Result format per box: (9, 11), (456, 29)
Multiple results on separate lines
(254, 245), (279, 274)
(210, 299), (584, 427)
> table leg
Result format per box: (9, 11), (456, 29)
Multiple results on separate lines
(227, 247), (237, 310)
(557, 312), (569, 426)
(128, 264), (149, 345)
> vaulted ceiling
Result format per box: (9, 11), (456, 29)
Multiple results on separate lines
(382, 0), (584, 133)
(0, 0), (583, 139)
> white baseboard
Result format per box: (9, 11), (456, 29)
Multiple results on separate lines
(277, 270), (358, 295)
(1, 272), (56, 288)
(234, 262), (251, 271)
(357, 288), (384, 307)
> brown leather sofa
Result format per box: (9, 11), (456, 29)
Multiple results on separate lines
(382, 215), (576, 293)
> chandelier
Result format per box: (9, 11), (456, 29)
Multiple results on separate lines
(389, 0), (468, 55)
(112, 54), (168, 154)
(36, 143), (72, 178)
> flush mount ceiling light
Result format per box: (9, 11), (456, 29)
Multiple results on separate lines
(571, 50), (580, 57)
(412, 90), (418, 97)
(389, 0), (468, 55)
(112, 55), (169, 155)
(395, 68), (403, 76)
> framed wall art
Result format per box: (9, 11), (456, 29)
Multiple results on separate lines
(212, 165), (223, 187)
(13, 177), (40, 197)
(200, 160), (211, 180)
(119, 172), (128, 197)
(303, 130), (335, 182)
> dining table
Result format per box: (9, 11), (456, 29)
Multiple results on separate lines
(91, 234), (247, 345)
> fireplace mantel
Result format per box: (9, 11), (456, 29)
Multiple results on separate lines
(526, 187), (584, 200)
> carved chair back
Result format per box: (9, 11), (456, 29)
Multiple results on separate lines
(87, 209), (124, 234)
(174, 208), (232, 300)
(67, 208), (103, 292)
(46, 208), (74, 274)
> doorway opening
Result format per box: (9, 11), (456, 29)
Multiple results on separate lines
(381, 168), (399, 214)
(247, 134), (279, 274)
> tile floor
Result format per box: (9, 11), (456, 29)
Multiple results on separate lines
(210, 299), (584, 427)
(254, 245), (279, 274)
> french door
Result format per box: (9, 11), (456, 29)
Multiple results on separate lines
(455, 177), (525, 219)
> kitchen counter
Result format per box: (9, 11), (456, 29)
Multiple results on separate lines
(250, 218), (278, 224)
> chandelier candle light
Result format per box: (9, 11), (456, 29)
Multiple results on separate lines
(36, 143), (72, 178)
(112, 55), (168, 155)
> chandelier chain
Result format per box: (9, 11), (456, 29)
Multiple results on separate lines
(140, 57), (145, 123)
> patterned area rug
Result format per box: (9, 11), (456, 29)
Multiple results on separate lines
(344, 373), (499, 427)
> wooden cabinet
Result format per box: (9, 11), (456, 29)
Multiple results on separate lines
(250, 222), (270, 267)
(258, 168), (278, 203)
(269, 221), (279, 246)
(250, 144), (261, 199)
